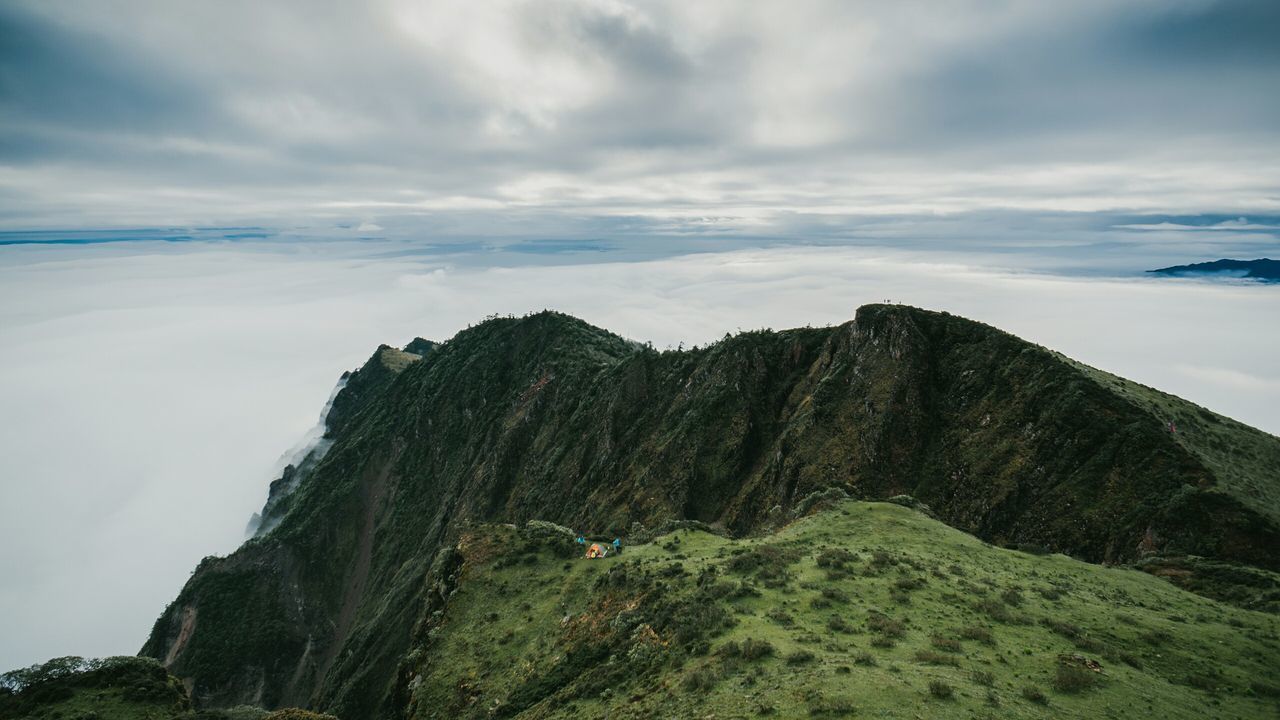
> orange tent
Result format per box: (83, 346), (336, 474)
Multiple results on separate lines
(585, 543), (606, 559)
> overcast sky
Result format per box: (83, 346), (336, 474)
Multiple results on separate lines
(2, 0), (1279, 229)
(1, 0), (1278, 674)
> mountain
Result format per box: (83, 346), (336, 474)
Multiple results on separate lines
(140, 305), (1280, 718)
(1148, 258), (1280, 282)
(403, 500), (1280, 719)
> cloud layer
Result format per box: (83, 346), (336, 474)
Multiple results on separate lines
(1, 240), (1277, 671)
(2, 0), (1279, 230)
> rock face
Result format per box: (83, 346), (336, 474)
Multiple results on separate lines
(141, 305), (1280, 717)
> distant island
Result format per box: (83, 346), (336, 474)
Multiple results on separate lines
(1148, 258), (1279, 282)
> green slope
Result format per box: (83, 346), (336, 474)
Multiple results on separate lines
(143, 306), (1280, 715)
(1066, 356), (1280, 526)
(406, 501), (1280, 719)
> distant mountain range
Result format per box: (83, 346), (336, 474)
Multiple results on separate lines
(1148, 258), (1280, 282)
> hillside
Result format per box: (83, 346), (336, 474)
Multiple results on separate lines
(406, 501), (1280, 719)
(1148, 258), (1280, 282)
(141, 305), (1280, 717)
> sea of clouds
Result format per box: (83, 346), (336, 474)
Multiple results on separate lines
(1, 235), (1277, 672)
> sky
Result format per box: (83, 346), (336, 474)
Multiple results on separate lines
(1, 0), (1278, 673)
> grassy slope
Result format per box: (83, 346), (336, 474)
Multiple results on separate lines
(1065, 356), (1280, 526)
(1, 687), (178, 720)
(409, 501), (1280, 719)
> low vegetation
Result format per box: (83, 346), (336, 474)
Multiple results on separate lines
(400, 501), (1280, 719)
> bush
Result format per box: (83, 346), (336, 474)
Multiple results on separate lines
(867, 613), (905, 638)
(1052, 664), (1098, 693)
(1000, 588), (1023, 606)
(767, 608), (795, 626)
(971, 670), (995, 686)
(264, 711), (339, 720)
(786, 650), (817, 665)
(807, 694), (857, 717)
(930, 636), (962, 653)
(853, 651), (876, 666)
(914, 650), (959, 666)
(731, 637), (775, 661)
(821, 587), (849, 603)
(681, 669), (719, 692)
(815, 548), (857, 569)
(928, 680), (954, 699)
(958, 626), (995, 645)
(726, 545), (802, 585)
(975, 599), (1015, 623)
(1183, 671), (1222, 693)
(827, 616), (852, 633)
(894, 577), (927, 592)
(1021, 685), (1048, 705)
(1140, 629), (1172, 645)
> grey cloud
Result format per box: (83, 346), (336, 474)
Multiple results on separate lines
(1, 1), (1277, 229)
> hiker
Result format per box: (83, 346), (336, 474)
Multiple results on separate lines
(612, 538), (622, 556)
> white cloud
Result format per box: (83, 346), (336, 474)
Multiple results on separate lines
(1, 240), (1277, 671)
(1115, 217), (1280, 232)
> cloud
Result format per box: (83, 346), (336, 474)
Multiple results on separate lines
(1114, 217), (1280, 232)
(1, 1), (1278, 229)
(1, 239), (1277, 671)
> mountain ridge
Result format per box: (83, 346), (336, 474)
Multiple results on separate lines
(141, 304), (1280, 717)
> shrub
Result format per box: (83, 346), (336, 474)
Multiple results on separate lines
(681, 669), (719, 692)
(894, 577), (927, 592)
(870, 636), (896, 649)
(264, 711), (339, 720)
(815, 548), (857, 569)
(914, 650), (959, 666)
(1000, 588), (1023, 606)
(971, 670), (995, 686)
(976, 599), (1015, 623)
(716, 637), (775, 661)
(1052, 664), (1098, 693)
(867, 613), (905, 638)
(930, 636), (962, 653)
(807, 695), (857, 717)
(786, 650), (817, 665)
(726, 545), (802, 585)
(1021, 685), (1048, 705)
(928, 680), (954, 699)
(1183, 671), (1223, 693)
(853, 651), (876, 666)
(958, 626), (995, 645)
(767, 608), (794, 626)
(1036, 586), (1063, 601)
(1140, 629), (1172, 645)
(821, 587), (849, 603)
(741, 638), (775, 661)
(827, 616), (852, 633)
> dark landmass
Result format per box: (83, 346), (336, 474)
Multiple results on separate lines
(1149, 258), (1280, 282)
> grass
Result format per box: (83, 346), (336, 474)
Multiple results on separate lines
(403, 500), (1280, 719)
(1067, 358), (1280, 527)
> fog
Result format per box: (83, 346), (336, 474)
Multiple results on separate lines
(0, 238), (1276, 671)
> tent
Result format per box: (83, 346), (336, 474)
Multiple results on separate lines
(585, 543), (607, 559)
